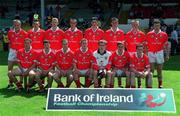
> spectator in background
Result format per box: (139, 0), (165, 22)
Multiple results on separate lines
(170, 27), (179, 55)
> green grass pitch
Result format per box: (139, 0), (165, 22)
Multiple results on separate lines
(0, 50), (180, 116)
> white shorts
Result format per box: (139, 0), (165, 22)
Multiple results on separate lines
(115, 69), (125, 77)
(78, 69), (89, 76)
(8, 48), (17, 61)
(148, 50), (164, 64)
(17, 67), (28, 73)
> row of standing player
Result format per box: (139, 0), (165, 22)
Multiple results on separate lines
(7, 17), (169, 91)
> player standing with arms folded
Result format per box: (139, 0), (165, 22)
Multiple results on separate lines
(64, 18), (83, 51)
(105, 17), (125, 52)
(146, 19), (169, 88)
(45, 18), (64, 51)
(28, 21), (45, 52)
(84, 17), (104, 52)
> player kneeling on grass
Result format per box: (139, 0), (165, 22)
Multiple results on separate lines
(111, 41), (130, 88)
(8, 38), (37, 92)
(31, 40), (55, 92)
(92, 40), (112, 88)
(52, 39), (74, 88)
(130, 44), (152, 88)
(73, 38), (93, 88)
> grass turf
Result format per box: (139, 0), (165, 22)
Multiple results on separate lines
(0, 51), (180, 116)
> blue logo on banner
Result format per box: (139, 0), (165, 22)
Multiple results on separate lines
(46, 88), (176, 112)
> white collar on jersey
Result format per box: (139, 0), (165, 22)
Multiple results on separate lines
(135, 52), (144, 58)
(91, 26), (99, 32)
(68, 27), (78, 32)
(80, 47), (88, 53)
(32, 28), (40, 32)
(43, 48), (52, 54)
(50, 27), (60, 31)
(116, 50), (124, 56)
(12, 28), (22, 33)
(111, 27), (120, 33)
(130, 29), (140, 35)
(61, 48), (70, 53)
(152, 29), (162, 34)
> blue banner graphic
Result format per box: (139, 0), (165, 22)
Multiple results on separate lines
(46, 88), (176, 112)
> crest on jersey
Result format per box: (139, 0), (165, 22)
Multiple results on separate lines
(105, 56), (108, 60)
(114, 57), (117, 60)
(138, 34), (141, 38)
(38, 32), (41, 36)
(151, 35), (154, 38)
(141, 59), (144, 62)
(118, 33), (121, 36)
(30, 34), (33, 37)
(74, 33), (78, 36)
(96, 32), (99, 36)
(110, 33), (113, 36)
(89, 32), (92, 35)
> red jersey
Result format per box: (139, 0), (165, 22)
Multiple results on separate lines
(17, 48), (37, 68)
(84, 27), (104, 51)
(8, 29), (28, 50)
(146, 30), (168, 52)
(74, 48), (93, 70)
(65, 28), (83, 51)
(130, 53), (150, 72)
(111, 50), (130, 69)
(37, 49), (56, 70)
(56, 48), (74, 70)
(45, 27), (64, 50)
(125, 30), (145, 52)
(105, 28), (125, 51)
(28, 28), (45, 50)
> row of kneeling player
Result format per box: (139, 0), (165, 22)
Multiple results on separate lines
(8, 38), (154, 92)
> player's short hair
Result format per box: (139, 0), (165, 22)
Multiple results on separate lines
(131, 19), (139, 25)
(70, 18), (77, 23)
(62, 39), (68, 45)
(111, 17), (119, 22)
(13, 19), (21, 25)
(153, 19), (161, 24)
(98, 39), (107, 45)
(24, 38), (32, 43)
(117, 41), (124, 46)
(43, 40), (50, 44)
(52, 17), (59, 23)
(33, 20), (40, 24)
(80, 38), (88, 44)
(136, 44), (144, 49)
(91, 17), (98, 23)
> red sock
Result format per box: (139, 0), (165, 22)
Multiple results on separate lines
(75, 79), (81, 88)
(85, 78), (91, 87)
(58, 82), (64, 88)
(131, 86), (136, 88)
(16, 82), (23, 88)
(110, 84), (114, 88)
(158, 80), (162, 87)
(9, 80), (13, 84)
(118, 79), (122, 87)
